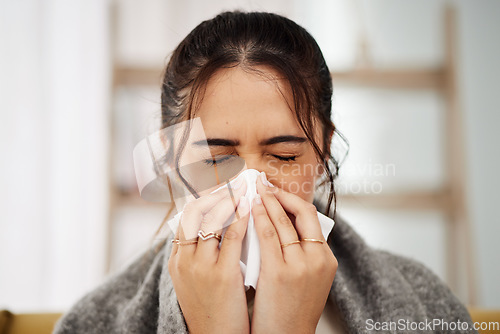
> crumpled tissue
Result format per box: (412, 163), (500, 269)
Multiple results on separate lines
(167, 168), (335, 290)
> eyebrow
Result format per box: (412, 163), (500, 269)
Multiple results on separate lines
(192, 135), (307, 147)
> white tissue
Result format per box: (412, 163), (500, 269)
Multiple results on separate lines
(167, 168), (335, 290)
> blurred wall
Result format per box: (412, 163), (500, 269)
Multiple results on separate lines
(0, 0), (110, 311)
(456, 0), (500, 308)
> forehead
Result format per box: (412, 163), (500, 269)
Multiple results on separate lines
(194, 66), (305, 139)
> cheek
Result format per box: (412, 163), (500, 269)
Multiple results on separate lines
(286, 175), (315, 202)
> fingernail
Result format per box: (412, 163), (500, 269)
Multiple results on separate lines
(254, 194), (262, 205)
(238, 196), (249, 215)
(260, 172), (268, 187)
(260, 171), (274, 187)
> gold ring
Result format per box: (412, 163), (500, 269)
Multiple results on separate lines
(301, 238), (325, 244)
(280, 240), (301, 248)
(171, 239), (198, 246)
(198, 230), (222, 241)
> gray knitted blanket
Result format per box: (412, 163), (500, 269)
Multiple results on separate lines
(54, 199), (476, 333)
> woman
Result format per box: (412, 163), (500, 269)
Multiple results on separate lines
(54, 11), (476, 334)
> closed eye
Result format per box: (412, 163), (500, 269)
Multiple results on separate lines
(203, 155), (235, 166)
(272, 155), (297, 162)
(203, 154), (298, 166)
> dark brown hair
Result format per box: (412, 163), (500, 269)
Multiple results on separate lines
(159, 11), (343, 231)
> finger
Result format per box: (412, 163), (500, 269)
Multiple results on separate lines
(181, 180), (247, 240)
(195, 194), (244, 263)
(267, 186), (326, 253)
(252, 194), (284, 265)
(176, 213), (197, 257)
(171, 219), (181, 256)
(256, 172), (302, 262)
(201, 187), (245, 232)
(217, 196), (250, 267)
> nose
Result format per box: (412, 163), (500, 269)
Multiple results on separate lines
(238, 156), (277, 183)
(239, 156), (263, 175)
(232, 150), (277, 182)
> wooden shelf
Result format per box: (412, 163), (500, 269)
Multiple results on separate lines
(107, 4), (476, 305)
(113, 66), (163, 86)
(113, 66), (445, 89)
(115, 188), (451, 211)
(115, 192), (170, 208)
(337, 190), (450, 211)
(332, 68), (445, 89)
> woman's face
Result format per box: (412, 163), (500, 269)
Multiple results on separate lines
(191, 65), (324, 203)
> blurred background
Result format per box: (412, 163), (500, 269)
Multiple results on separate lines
(1, 0), (499, 313)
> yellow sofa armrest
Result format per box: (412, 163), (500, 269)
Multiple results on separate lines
(0, 310), (62, 334)
(468, 308), (500, 334)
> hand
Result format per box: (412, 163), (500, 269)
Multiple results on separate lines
(168, 181), (251, 334)
(250, 173), (337, 334)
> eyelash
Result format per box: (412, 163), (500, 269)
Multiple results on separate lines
(202, 154), (297, 166)
(272, 155), (297, 162)
(203, 155), (233, 166)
